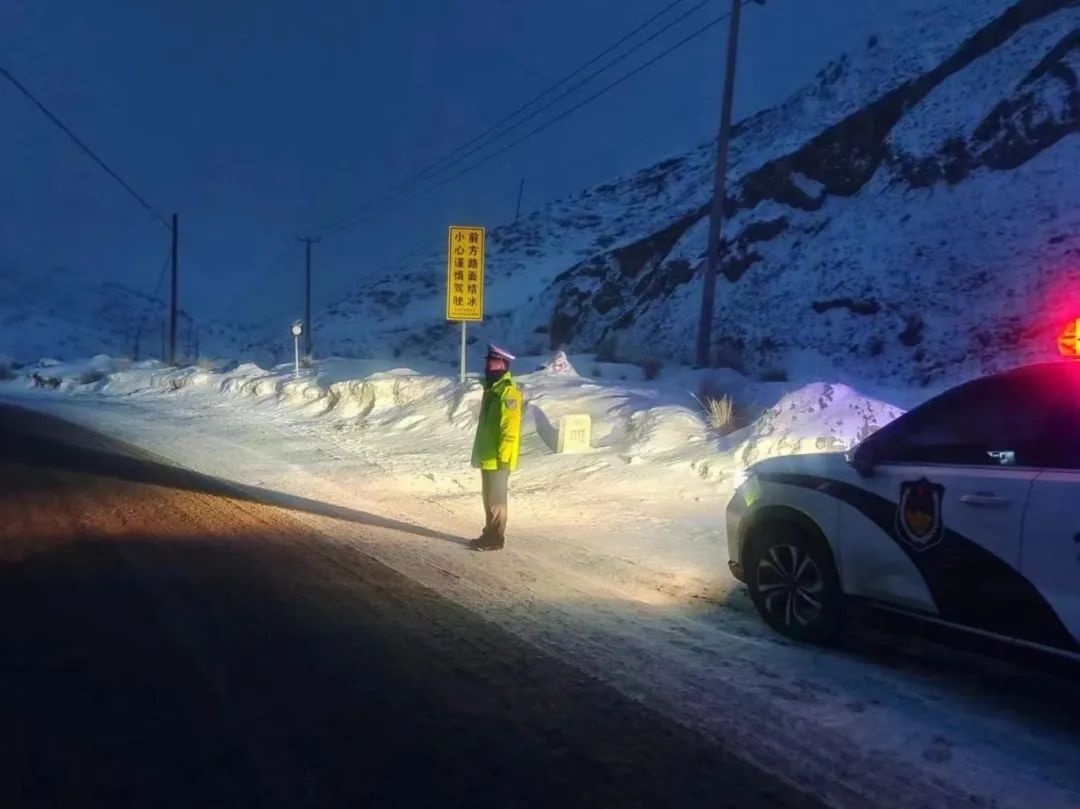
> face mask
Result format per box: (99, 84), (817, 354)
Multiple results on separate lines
(485, 358), (508, 384)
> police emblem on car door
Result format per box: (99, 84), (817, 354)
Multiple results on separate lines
(895, 479), (945, 550)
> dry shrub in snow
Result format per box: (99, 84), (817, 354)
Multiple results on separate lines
(705, 394), (735, 432)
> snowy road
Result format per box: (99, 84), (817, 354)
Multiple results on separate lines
(4, 377), (1080, 809)
(0, 404), (820, 809)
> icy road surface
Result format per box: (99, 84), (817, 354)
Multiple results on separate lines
(3, 360), (1079, 809)
(0, 404), (822, 808)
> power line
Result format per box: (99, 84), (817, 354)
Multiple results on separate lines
(232, 233), (315, 334)
(370, 236), (444, 284)
(0, 61), (171, 230)
(322, 9), (734, 236)
(419, 0), (698, 179)
(132, 244), (173, 360)
(328, 0), (708, 233)
(312, 0), (703, 234)
(409, 2), (709, 186)
(147, 243), (172, 305)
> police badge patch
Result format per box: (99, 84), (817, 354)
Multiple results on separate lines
(895, 478), (945, 551)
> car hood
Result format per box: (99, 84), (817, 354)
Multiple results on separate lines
(748, 452), (848, 478)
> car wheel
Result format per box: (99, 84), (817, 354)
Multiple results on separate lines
(746, 522), (843, 644)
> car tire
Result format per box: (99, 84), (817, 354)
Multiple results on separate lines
(745, 521), (843, 644)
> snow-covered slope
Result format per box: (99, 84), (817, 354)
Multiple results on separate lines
(312, 0), (1078, 387)
(0, 264), (267, 365)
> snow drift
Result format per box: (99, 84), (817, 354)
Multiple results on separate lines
(6, 355), (904, 483)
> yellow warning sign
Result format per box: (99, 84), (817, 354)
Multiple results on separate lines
(446, 226), (485, 322)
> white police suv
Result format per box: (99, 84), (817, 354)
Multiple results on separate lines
(726, 362), (1080, 657)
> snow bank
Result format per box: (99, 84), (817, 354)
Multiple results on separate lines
(11, 355), (908, 490)
(111, 361), (462, 424)
(12, 354), (151, 392)
(735, 383), (904, 468)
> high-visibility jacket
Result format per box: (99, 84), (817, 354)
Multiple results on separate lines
(471, 373), (523, 471)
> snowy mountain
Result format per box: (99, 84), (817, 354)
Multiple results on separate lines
(3, 0), (1075, 386)
(313, 0), (1079, 386)
(0, 263), (265, 365)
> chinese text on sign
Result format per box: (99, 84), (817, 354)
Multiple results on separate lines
(446, 226), (485, 321)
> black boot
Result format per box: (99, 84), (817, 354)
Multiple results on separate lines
(468, 531), (503, 551)
(468, 529), (490, 549)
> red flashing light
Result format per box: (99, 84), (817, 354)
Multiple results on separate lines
(1058, 318), (1080, 358)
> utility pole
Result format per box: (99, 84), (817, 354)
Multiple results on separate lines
(298, 235), (321, 358)
(514, 178), (526, 223)
(169, 213), (179, 365)
(696, 0), (758, 367)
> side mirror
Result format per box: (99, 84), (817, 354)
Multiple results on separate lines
(847, 444), (875, 478)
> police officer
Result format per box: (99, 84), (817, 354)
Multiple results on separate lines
(469, 344), (522, 551)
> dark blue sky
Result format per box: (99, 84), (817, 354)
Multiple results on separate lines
(1, 1), (896, 327)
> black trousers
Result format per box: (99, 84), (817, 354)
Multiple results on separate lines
(481, 468), (510, 543)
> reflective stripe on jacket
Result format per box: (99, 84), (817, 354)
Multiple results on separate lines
(471, 373), (523, 471)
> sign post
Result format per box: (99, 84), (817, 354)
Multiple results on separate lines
(446, 225), (485, 384)
(291, 320), (303, 377)
(459, 321), (467, 385)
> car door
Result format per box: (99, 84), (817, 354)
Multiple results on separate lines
(1016, 366), (1080, 652)
(840, 375), (1043, 636)
(1021, 473), (1080, 651)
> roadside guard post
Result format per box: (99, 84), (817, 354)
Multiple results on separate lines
(291, 320), (303, 377)
(557, 414), (592, 454)
(446, 225), (485, 384)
